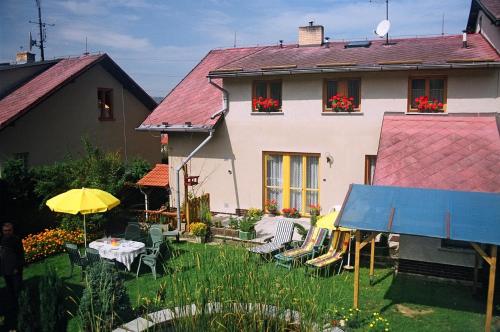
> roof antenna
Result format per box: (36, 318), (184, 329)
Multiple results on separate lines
(84, 37), (89, 55)
(372, 0), (391, 45)
(233, 31), (237, 48)
(441, 13), (445, 36)
(29, 0), (54, 61)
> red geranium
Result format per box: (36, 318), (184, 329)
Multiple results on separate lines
(328, 95), (355, 112)
(414, 96), (444, 113)
(253, 97), (280, 112)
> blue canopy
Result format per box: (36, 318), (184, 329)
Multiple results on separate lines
(335, 184), (500, 245)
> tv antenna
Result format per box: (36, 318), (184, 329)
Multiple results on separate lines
(29, 0), (54, 61)
(371, 0), (390, 45)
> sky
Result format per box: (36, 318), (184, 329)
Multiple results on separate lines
(1, 0), (472, 97)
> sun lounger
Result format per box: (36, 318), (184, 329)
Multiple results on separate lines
(305, 229), (350, 276)
(249, 220), (294, 256)
(274, 226), (328, 270)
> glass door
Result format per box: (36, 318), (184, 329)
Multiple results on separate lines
(265, 154), (283, 211)
(289, 156), (303, 210)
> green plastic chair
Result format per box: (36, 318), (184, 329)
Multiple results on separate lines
(85, 247), (101, 266)
(65, 243), (88, 279)
(136, 242), (162, 279)
(146, 225), (164, 252)
(124, 223), (146, 242)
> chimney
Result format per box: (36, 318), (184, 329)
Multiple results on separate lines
(298, 21), (324, 47)
(462, 30), (468, 48)
(16, 51), (35, 64)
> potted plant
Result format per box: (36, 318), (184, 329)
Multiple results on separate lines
(282, 207), (301, 218)
(309, 204), (321, 217)
(252, 97), (280, 112)
(239, 216), (257, 240)
(414, 96), (444, 113)
(265, 199), (278, 215)
(329, 95), (355, 112)
(190, 222), (208, 243)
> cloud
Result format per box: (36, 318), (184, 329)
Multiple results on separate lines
(59, 0), (104, 16)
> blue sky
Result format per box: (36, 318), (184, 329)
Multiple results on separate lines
(1, 0), (472, 97)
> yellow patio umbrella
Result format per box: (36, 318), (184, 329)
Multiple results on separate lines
(316, 210), (352, 232)
(46, 188), (120, 248)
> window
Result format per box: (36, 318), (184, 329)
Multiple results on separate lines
(252, 80), (282, 112)
(324, 78), (361, 112)
(264, 152), (319, 214)
(409, 77), (447, 112)
(97, 88), (114, 120)
(364, 155), (377, 185)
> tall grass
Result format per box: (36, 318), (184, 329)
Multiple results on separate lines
(143, 245), (350, 331)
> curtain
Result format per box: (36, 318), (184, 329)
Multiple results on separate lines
(306, 156), (319, 207)
(266, 155), (283, 210)
(290, 156), (302, 210)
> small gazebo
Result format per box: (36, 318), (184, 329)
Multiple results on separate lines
(335, 184), (500, 332)
(136, 164), (170, 218)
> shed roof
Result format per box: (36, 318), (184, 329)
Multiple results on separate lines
(373, 113), (500, 193)
(335, 184), (500, 245)
(137, 164), (169, 188)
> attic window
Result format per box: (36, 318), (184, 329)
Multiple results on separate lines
(98, 88), (114, 121)
(344, 41), (371, 48)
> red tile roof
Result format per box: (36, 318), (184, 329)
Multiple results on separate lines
(142, 34), (499, 129)
(373, 114), (500, 193)
(0, 54), (104, 130)
(141, 47), (264, 129)
(137, 164), (169, 187)
(212, 34), (499, 72)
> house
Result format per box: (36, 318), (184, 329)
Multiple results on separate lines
(467, 0), (500, 52)
(0, 52), (160, 168)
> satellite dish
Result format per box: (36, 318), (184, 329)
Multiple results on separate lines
(375, 19), (391, 37)
(29, 32), (36, 51)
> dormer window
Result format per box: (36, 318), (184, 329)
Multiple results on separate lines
(98, 88), (114, 120)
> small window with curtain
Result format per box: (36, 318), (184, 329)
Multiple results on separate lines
(324, 78), (361, 112)
(252, 80), (282, 112)
(364, 155), (377, 185)
(409, 77), (446, 113)
(97, 88), (114, 120)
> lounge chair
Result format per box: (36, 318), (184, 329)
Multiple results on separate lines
(305, 229), (351, 276)
(248, 220), (294, 257)
(274, 226), (328, 270)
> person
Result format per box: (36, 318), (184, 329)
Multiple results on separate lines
(0, 222), (24, 331)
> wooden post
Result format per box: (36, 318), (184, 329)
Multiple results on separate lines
(183, 165), (190, 232)
(370, 234), (375, 285)
(354, 230), (361, 308)
(485, 245), (497, 332)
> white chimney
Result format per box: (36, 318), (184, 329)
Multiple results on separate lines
(298, 21), (324, 47)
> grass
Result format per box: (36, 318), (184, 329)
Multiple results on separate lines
(0, 241), (491, 331)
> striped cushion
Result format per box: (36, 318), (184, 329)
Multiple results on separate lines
(282, 226), (327, 258)
(306, 231), (350, 267)
(249, 242), (282, 254)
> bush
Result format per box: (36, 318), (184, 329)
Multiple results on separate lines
(79, 262), (131, 331)
(22, 228), (86, 263)
(228, 216), (240, 230)
(190, 222), (208, 237)
(246, 208), (263, 221)
(39, 266), (67, 332)
(18, 286), (38, 332)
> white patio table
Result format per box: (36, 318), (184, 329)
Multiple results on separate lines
(88, 238), (146, 271)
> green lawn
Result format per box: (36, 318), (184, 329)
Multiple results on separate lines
(0, 242), (492, 331)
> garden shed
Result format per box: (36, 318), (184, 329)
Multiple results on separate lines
(335, 184), (500, 332)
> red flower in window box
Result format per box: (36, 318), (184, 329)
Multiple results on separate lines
(309, 204), (321, 216)
(281, 207), (301, 218)
(414, 96), (444, 113)
(328, 95), (355, 112)
(253, 97), (280, 112)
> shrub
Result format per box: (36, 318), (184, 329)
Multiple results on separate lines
(246, 208), (263, 221)
(190, 222), (208, 237)
(310, 214), (318, 227)
(199, 200), (212, 225)
(18, 286), (38, 332)
(39, 266), (67, 332)
(79, 262), (131, 331)
(282, 208), (300, 218)
(22, 228), (86, 263)
(228, 216), (240, 230)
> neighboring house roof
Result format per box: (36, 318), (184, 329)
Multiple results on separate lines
(373, 113), (500, 193)
(137, 164), (169, 187)
(139, 47), (265, 131)
(0, 53), (156, 131)
(467, 0), (500, 30)
(141, 34), (499, 131)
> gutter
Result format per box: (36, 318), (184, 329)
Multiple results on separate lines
(208, 78), (229, 119)
(208, 62), (500, 78)
(175, 130), (214, 231)
(136, 124), (213, 133)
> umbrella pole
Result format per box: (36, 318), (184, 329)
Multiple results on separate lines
(83, 214), (87, 250)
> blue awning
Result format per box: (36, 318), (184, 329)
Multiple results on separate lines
(335, 184), (500, 245)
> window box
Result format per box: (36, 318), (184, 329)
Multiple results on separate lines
(323, 78), (361, 113)
(252, 80), (282, 112)
(408, 77), (447, 113)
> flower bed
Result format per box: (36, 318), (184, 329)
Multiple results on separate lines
(23, 228), (86, 263)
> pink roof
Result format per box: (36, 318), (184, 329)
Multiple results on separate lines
(212, 34), (499, 72)
(0, 54), (104, 130)
(143, 34), (499, 129)
(137, 164), (169, 187)
(373, 114), (500, 193)
(141, 47), (264, 128)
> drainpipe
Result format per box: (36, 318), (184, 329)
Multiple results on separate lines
(175, 131), (214, 231)
(175, 79), (228, 231)
(139, 187), (149, 220)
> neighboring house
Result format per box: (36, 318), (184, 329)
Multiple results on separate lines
(140, 17), (500, 223)
(0, 53), (160, 168)
(467, 0), (500, 52)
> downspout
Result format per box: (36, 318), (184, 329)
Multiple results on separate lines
(139, 186), (149, 220)
(175, 79), (228, 231)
